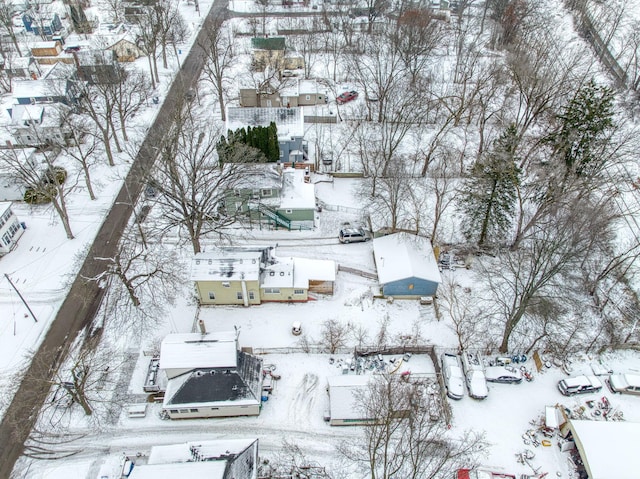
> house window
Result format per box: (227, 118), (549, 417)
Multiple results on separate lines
(236, 292), (243, 300)
(222, 282), (230, 288)
(249, 291), (255, 300)
(279, 151), (284, 158)
(294, 289), (304, 295)
(264, 288), (280, 294)
(285, 209), (292, 214)
(208, 292), (216, 300)
(261, 189), (272, 196)
(305, 95), (310, 100)
(170, 409), (179, 413)
(408, 284), (414, 290)
(190, 408), (198, 413)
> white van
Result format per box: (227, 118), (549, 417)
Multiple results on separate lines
(338, 227), (369, 244)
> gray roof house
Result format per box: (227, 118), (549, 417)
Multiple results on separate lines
(127, 438), (259, 479)
(160, 331), (263, 419)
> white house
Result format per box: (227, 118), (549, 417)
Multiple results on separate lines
(373, 233), (441, 298)
(127, 438), (259, 479)
(0, 202), (24, 255)
(8, 103), (69, 146)
(160, 331), (263, 419)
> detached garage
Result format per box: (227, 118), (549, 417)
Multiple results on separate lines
(565, 419), (640, 479)
(372, 233), (441, 298)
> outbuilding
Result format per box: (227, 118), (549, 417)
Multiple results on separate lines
(372, 233), (441, 298)
(327, 375), (372, 426)
(564, 419), (640, 479)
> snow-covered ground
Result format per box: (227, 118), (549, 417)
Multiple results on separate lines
(5, 0), (640, 477)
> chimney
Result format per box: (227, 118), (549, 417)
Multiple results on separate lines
(198, 319), (206, 335)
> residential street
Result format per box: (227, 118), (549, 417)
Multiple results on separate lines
(0, 1), (229, 476)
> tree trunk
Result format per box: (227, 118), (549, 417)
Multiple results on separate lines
(83, 163), (96, 200)
(52, 196), (74, 240)
(147, 56), (156, 89)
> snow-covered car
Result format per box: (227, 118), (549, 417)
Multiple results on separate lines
(461, 352), (488, 399)
(336, 90), (358, 104)
(441, 353), (465, 400)
(457, 468), (516, 479)
(465, 370), (489, 399)
(557, 375), (602, 396)
(608, 374), (640, 395)
(485, 366), (522, 384)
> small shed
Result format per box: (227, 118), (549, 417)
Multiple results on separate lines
(327, 375), (372, 426)
(372, 233), (441, 298)
(30, 40), (62, 57)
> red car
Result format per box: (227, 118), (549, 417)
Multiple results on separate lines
(336, 90), (358, 104)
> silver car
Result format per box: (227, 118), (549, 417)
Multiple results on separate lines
(609, 374), (640, 395)
(442, 353), (465, 400)
(485, 366), (522, 384)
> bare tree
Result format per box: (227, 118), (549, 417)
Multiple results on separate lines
(199, 16), (236, 121)
(0, 0), (22, 55)
(111, 68), (150, 142)
(320, 319), (350, 354)
(75, 80), (120, 166)
(341, 373), (487, 479)
(438, 275), (487, 353)
(484, 196), (617, 353)
(0, 148), (75, 239)
(61, 117), (100, 200)
(133, 8), (161, 86)
(150, 108), (265, 253)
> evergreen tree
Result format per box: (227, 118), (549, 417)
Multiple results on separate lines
(215, 124), (280, 163)
(459, 124), (521, 247)
(547, 80), (615, 178)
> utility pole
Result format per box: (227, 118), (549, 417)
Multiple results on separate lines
(4, 273), (38, 323)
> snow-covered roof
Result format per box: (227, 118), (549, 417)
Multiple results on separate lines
(190, 251), (262, 282)
(372, 233), (441, 285)
(31, 41), (59, 50)
(293, 257), (336, 283)
(147, 439), (258, 465)
(261, 257), (295, 288)
(12, 80), (59, 99)
(163, 351), (262, 408)
(234, 163), (282, 190)
(9, 104), (43, 125)
(278, 168), (315, 210)
(226, 106), (304, 139)
(569, 420), (640, 479)
(8, 56), (33, 69)
(128, 461), (228, 479)
(0, 202), (13, 214)
(160, 332), (238, 371)
(328, 375), (371, 421)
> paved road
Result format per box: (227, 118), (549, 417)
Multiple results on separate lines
(0, 2), (228, 477)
